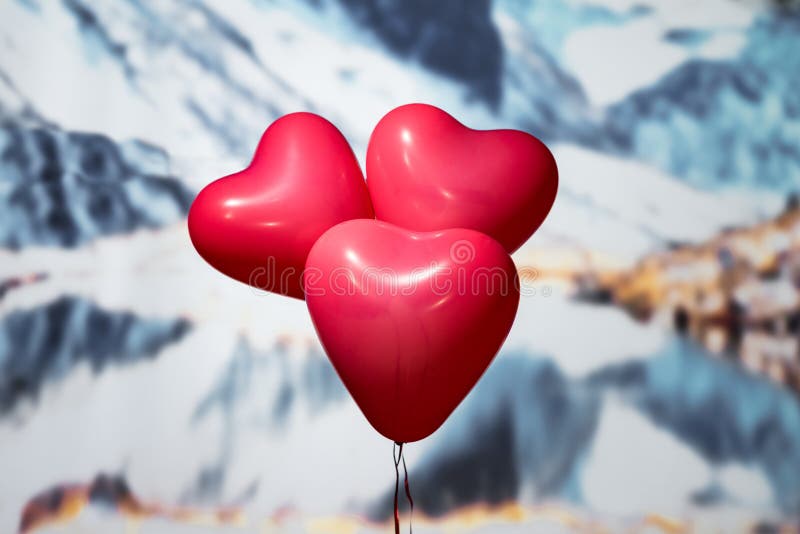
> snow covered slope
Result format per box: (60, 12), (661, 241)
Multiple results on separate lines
(0, 0), (798, 531)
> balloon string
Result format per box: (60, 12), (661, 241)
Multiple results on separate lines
(393, 442), (401, 534)
(392, 442), (414, 534)
(402, 446), (414, 534)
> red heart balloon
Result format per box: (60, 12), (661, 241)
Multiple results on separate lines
(188, 113), (374, 299)
(305, 219), (520, 442)
(367, 103), (558, 253)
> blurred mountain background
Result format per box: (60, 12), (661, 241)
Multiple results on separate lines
(1, 0), (799, 532)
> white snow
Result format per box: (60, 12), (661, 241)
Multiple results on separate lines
(505, 292), (666, 377)
(562, 0), (754, 106)
(526, 145), (783, 263)
(581, 397), (711, 517)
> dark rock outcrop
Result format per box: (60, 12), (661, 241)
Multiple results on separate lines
(0, 119), (194, 249)
(337, 0), (503, 106)
(0, 296), (191, 413)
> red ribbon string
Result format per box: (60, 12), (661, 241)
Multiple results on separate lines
(393, 442), (401, 534)
(393, 442), (414, 534)
(402, 448), (414, 534)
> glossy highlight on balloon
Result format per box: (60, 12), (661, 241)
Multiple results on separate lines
(188, 112), (374, 299)
(305, 219), (520, 442)
(366, 103), (558, 253)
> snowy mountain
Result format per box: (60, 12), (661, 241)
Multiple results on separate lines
(367, 338), (800, 519)
(0, 116), (193, 249)
(605, 15), (800, 192)
(0, 0), (798, 532)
